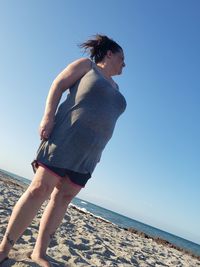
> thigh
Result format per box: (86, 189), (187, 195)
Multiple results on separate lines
(52, 175), (82, 203)
(29, 166), (61, 194)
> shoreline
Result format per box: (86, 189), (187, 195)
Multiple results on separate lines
(0, 171), (200, 266)
(70, 203), (200, 260)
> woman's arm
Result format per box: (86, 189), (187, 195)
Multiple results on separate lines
(39, 58), (91, 140)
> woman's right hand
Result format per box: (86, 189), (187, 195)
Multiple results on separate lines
(39, 116), (55, 140)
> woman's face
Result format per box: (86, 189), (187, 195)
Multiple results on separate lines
(110, 50), (125, 75)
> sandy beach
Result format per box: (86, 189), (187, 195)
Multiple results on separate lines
(0, 172), (200, 267)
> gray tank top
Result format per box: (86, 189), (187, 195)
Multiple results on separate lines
(35, 60), (127, 174)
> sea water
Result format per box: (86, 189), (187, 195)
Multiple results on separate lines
(72, 197), (200, 257)
(1, 169), (200, 257)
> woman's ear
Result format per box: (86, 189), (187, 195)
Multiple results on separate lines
(106, 50), (113, 59)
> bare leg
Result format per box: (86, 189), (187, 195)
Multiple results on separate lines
(0, 166), (60, 262)
(30, 176), (82, 267)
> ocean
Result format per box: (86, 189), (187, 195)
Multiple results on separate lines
(1, 168), (200, 257)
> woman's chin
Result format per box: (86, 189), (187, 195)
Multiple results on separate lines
(118, 70), (123, 75)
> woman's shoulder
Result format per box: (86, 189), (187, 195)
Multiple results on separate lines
(69, 57), (92, 72)
(60, 58), (93, 82)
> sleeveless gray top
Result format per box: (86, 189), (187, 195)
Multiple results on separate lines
(34, 60), (127, 174)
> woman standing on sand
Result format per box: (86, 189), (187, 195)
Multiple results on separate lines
(0, 34), (126, 267)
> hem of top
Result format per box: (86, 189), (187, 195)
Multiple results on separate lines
(37, 162), (85, 189)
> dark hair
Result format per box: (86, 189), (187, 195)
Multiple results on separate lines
(79, 34), (122, 63)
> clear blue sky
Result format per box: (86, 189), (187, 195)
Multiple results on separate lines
(0, 1), (199, 244)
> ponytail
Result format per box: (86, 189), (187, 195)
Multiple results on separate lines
(79, 34), (122, 63)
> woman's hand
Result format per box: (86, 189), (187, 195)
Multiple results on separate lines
(39, 116), (55, 140)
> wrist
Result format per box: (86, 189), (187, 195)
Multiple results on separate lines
(42, 114), (55, 121)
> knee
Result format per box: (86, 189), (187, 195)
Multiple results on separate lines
(28, 181), (53, 199)
(62, 193), (75, 204)
(51, 191), (74, 206)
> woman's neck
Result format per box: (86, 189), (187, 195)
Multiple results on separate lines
(96, 62), (113, 79)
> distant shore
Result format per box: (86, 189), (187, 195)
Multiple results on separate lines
(0, 171), (200, 266)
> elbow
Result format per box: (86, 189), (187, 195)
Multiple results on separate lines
(51, 79), (66, 93)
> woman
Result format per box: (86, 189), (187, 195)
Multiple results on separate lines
(0, 34), (126, 266)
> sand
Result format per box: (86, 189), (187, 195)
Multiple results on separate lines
(0, 172), (200, 267)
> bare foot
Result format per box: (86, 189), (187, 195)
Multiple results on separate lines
(0, 250), (8, 263)
(30, 253), (53, 267)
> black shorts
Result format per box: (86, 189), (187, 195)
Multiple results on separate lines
(32, 161), (91, 188)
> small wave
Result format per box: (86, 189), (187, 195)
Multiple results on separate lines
(69, 203), (117, 226)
